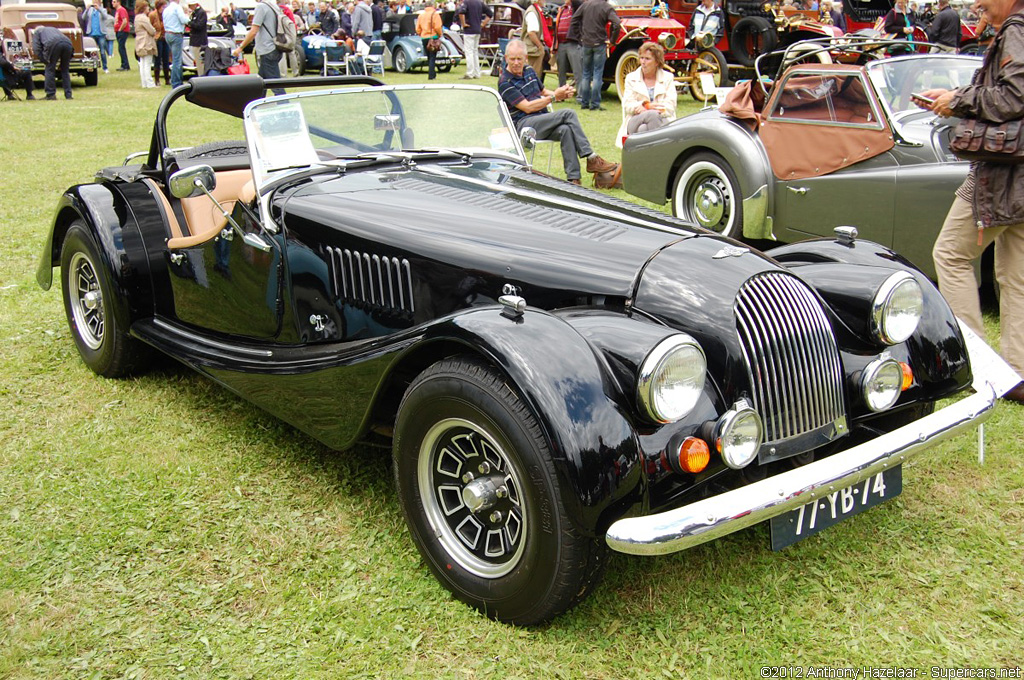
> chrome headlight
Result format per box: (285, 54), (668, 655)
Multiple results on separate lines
(871, 272), (923, 345)
(715, 400), (763, 469)
(861, 356), (903, 412)
(637, 335), (707, 423)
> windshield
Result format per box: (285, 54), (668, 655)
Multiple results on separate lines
(867, 55), (981, 115)
(244, 85), (523, 181)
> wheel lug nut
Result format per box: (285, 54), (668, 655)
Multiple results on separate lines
(489, 511), (503, 523)
(495, 486), (508, 499)
(462, 472), (474, 483)
(478, 462), (490, 474)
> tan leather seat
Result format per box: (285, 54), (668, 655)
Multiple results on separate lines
(167, 169), (256, 250)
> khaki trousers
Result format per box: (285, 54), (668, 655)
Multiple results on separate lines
(933, 195), (1024, 376)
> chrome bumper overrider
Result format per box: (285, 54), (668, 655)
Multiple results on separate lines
(605, 325), (1016, 556)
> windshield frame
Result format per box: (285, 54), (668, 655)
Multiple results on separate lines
(242, 83), (527, 190)
(866, 53), (982, 121)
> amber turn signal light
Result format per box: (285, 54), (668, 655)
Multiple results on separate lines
(900, 362), (914, 391)
(666, 436), (710, 475)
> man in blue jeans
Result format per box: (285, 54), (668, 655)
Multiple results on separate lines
(233, 0), (286, 95)
(162, 0), (189, 87)
(570, 0), (618, 110)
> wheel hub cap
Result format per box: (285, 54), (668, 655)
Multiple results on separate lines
(418, 418), (526, 578)
(83, 290), (101, 311)
(694, 183), (725, 227)
(69, 252), (104, 350)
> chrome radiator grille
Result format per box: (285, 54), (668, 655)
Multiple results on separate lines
(735, 272), (846, 449)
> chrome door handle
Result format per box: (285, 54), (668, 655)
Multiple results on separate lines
(788, 186), (809, 195)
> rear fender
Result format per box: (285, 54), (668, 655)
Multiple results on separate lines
(622, 114), (777, 239)
(37, 182), (154, 327)
(393, 307), (650, 536)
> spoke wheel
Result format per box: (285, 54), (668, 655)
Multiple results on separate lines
(672, 152), (743, 238)
(60, 222), (150, 377)
(688, 48), (728, 102)
(614, 49), (639, 101)
(394, 357), (606, 625)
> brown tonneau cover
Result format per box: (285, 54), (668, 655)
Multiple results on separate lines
(721, 64), (895, 181)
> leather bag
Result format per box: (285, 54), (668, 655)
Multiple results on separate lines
(426, 37), (441, 52)
(950, 118), (1024, 164)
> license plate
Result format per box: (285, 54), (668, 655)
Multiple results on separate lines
(769, 466), (902, 550)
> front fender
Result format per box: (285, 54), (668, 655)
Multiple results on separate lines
(621, 112), (776, 238)
(36, 182), (154, 326)
(768, 237), (973, 393)
(415, 307), (648, 536)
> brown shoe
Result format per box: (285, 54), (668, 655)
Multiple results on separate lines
(568, 178), (582, 185)
(586, 154), (618, 174)
(1004, 381), (1024, 404)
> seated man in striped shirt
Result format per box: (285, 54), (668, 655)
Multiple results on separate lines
(498, 39), (618, 186)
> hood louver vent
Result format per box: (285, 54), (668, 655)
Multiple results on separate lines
(325, 246), (415, 314)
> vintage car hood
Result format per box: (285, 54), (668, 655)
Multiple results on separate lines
(278, 161), (697, 300)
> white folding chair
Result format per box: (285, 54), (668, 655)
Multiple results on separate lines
(322, 41), (349, 76)
(527, 104), (559, 173)
(364, 40), (386, 76)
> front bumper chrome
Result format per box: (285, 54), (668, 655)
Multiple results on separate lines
(605, 325), (1014, 556)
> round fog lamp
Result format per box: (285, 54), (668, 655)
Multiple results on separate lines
(872, 272), (923, 345)
(715, 403), (763, 469)
(637, 335), (707, 423)
(862, 357), (903, 412)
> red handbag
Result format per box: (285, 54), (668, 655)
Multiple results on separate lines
(227, 61), (251, 76)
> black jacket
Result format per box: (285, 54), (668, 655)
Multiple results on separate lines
(569, 0), (619, 48)
(927, 5), (960, 47)
(189, 6), (209, 46)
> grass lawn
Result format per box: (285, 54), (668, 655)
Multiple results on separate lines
(1, 62), (1022, 680)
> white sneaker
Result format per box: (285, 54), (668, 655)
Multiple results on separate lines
(103, 68), (109, 73)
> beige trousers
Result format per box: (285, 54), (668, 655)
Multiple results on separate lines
(933, 195), (1024, 376)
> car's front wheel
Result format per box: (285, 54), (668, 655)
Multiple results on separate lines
(60, 223), (150, 377)
(672, 152), (744, 238)
(393, 357), (606, 625)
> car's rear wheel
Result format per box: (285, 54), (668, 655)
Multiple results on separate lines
(84, 69), (98, 86)
(672, 152), (743, 238)
(60, 223), (150, 378)
(394, 47), (409, 73)
(393, 357), (606, 625)
(297, 48), (306, 75)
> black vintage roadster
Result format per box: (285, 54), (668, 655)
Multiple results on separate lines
(38, 75), (1007, 625)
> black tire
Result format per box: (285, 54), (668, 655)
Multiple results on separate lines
(614, 49), (640, 101)
(688, 47), (729, 102)
(394, 47), (409, 73)
(438, 62), (452, 73)
(297, 48), (307, 76)
(730, 16), (777, 67)
(671, 151), (744, 238)
(60, 223), (151, 378)
(393, 357), (606, 625)
(83, 69), (98, 86)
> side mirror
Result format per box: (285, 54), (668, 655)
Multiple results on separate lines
(519, 126), (537, 151)
(169, 165), (217, 199)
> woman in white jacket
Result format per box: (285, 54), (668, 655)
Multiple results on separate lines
(616, 42), (677, 148)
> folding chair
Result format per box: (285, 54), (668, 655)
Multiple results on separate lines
(364, 40), (386, 76)
(527, 104), (558, 173)
(322, 41), (349, 76)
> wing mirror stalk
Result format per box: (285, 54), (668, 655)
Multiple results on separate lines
(169, 165), (272, 252)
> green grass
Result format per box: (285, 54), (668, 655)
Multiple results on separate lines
(2, 63), (1023, 680)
